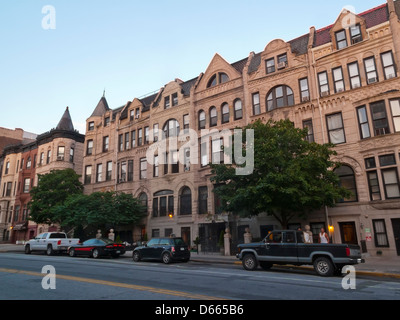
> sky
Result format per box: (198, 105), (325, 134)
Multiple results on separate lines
(0, 0), (386, 135)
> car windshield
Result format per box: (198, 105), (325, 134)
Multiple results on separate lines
(173, 238), (185, 245)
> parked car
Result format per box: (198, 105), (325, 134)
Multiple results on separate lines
(132, 237), (190, 264)
(25, 232), (80, 256)
(236, 230), (364, 277)
(68, 238), (125, 259)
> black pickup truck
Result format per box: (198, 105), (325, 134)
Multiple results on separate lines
(236, 230), (364, 276)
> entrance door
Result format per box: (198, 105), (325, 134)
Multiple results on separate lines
(339, 222), (358, 245)
(181, 227), (191, 246)
(391, 219), (400, 256)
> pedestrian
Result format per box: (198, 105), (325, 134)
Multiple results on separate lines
(319, 228), (329, 244)
(303, 225), (313, 244)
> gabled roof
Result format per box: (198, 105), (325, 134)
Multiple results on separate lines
(56, 107), (74, 131)
(90, 96), (110, 117)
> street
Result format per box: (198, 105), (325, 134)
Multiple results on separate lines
(1, 252), (400, 301)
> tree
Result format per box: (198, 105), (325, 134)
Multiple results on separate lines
(28, 169), (84, 225)
(54, 191), (146, 237)
(210, 119), (351, 228)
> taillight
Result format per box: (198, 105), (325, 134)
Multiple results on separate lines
(57, 240), (61, 245)
(346, 247), (350, 256)
(106, 245), (114, 249)
(171, 246), (175, 253)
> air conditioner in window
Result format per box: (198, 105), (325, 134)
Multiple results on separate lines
(387, 73), (396, 79)
(337, 88), (344, 93)
(352, 83), (361, 89)
(351, 36), (362, 44)
(135, 115), (140, 119)
(277, 62), (287, 70)
(368, 77), (378, 84)
(321, 91), (330, 97)
(302, 96), (310, 103)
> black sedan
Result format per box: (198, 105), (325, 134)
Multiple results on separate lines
(132, 237), (190, 264)
(68, 238), (125, 259)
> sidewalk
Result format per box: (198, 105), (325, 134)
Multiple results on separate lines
(1, 243), (399, 279)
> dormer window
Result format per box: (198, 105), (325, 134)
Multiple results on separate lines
(335, 30), (347, 50)
(350, 24), (362, 44)
(277, 54), (287, 69)
(266, 58), (275, 74)
(207, 73), (230, 88)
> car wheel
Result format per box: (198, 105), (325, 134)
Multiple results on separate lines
(132, 251), (141, 262)
(162, 252), (171, 264)
(46, 245), (54, 256)
(242, 254), (258, 271)
(259, 261), (273, 270)
(69, 248), (76, 257)
(314, 257), (334, 277)
(24, 244), (31, 254)
(92, 249), (100, 259)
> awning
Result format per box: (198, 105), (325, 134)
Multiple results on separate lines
(13, 222), (28, 231)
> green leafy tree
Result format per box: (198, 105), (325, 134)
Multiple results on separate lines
(54, 191), (146, 236)
(28, 169), (84, 225)
(211, 119), (351, 228)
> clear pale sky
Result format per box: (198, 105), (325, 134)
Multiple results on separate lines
(0, 0), (386, 134)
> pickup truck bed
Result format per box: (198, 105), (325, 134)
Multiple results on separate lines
(25, 232), (80, 256)
(237, 230), (364, 276)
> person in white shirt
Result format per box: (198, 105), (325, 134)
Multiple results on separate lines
(319, 228), (329, 244)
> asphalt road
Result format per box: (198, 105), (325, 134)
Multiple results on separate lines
(1, 252), (400, 302)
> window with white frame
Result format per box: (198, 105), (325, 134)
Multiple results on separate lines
(348, 62), (361, 89)
(381, 51), (396, 80)
(326, 113), (346, 144)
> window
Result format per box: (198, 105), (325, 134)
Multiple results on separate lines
(326, 113), (346, 144)
(86, 140), (93, 156)
(267, 85), (294, 111)
(153, 190), (174, 217)
(153, 124), (159, 142)
(379, 154), (396, 167)
(163, 119), (180, 138)
(201, 142), (208, 167)
(4, 161), (9, 175)
(207, 73), (229, 88)
(69, 148), (74, 163)
(184, 148), (190, 172)
(96, 164), (102, 182)
(104, 117), (110, 126)
(367, 171), (382, 200)
(212, 138), (224, 164)
(370, 101), (390, 136)
(106, 161), (112, 181)
(131, 131), (136, 148)
(299, 78), (310, 102)
(128, 160), (133, 181)
(381, 169), (400, 199)
(47, 150), (52, 164)
(252, 93), (261, 115)
(234, 99), (243, 120)
(266, 58), (275, 74)
(318, 71), (329, 96)
(88, 122), (94, 131)
(139, 193), (148, 214)
(164, 152), (169, 175)
(390, 99), (400, 132)
(332, 67), (345, 93)
(118, 134), (123, 152)
(26, 157), (32, 169)
(221, 103), (229, 124)
(334, 165), (358, 202)
(120, 161), (127, 182)
(125, 132), (130, 150)
(303, 119), (314, 143)
(144, 126), (149, 144)
(84, 166), (92, 184)
(335, 30), (348, 49)
(364, 57), (378, 84)
(138, 128), (143, 146)
(179, 187), (192, 215)
(140, 158), (147, 180)
(372, 219), (389, 247)
(199, 111), (206, 130)
(348, 62), (361, 89)
(365, 157), (376, 169)
(6, 182), (12, 197)
(172, 93), (178, 106)
(209, 107), (217, 127)
(23, 178), (30, 193)
(153, 155), (159, 177)
(164, 96), (170, 109)
(207, 74), (217, 88)
(198, 186), (208, 215)
(103, 136), (109, 152)
(350, 24), (362, 44)
(39, 153), (44, 166)
(357, 106), (371, 139)
(381, 51), (396, 80)
(171, 150), (179, 174)
(277, 54), (287, 69)
(219, 73), (229, 84)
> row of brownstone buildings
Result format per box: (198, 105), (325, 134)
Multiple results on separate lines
(1, 0), (400, 256)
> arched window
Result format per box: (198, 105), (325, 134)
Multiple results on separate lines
(199, 110), (206, 129)
(234, 99), (243, 120)
(210, 107), (217, 127)
(207, 73), (230, 88)
(179, 187), (192, 216)
(334, 165), (358, 202)
(139, 192), (148, 214)
(266, 85), (294, 111)
(162, 119), (180, 138)
(221, 103), (230, 124)
(152, 190), (174, 218)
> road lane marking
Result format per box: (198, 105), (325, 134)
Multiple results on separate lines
(0, 268), (226, 300)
